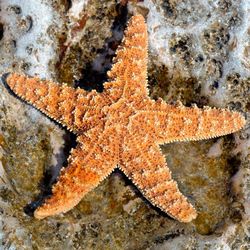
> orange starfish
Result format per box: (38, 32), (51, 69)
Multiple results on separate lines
(2, 15), (245, 222)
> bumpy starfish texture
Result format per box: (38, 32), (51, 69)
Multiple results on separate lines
(2, 15), (245, 222)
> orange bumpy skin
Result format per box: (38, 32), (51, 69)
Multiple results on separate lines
(3, 15), (246, 222)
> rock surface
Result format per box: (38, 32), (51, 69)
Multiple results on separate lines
(0, 0), (249, 249)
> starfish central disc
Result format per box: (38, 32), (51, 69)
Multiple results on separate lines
(103, 99), (136, 128)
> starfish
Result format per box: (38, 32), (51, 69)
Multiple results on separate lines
(2, 15), (245, 222)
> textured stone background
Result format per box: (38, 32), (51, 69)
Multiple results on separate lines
(0, 0), (249, 249)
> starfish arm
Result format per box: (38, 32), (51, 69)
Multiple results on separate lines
(120, 136), (197, 223)
(103, 14), (149, 101)
(130, 101), (246, 144)
(34, 127), (119, 219)
(2, 73), (109, 132)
